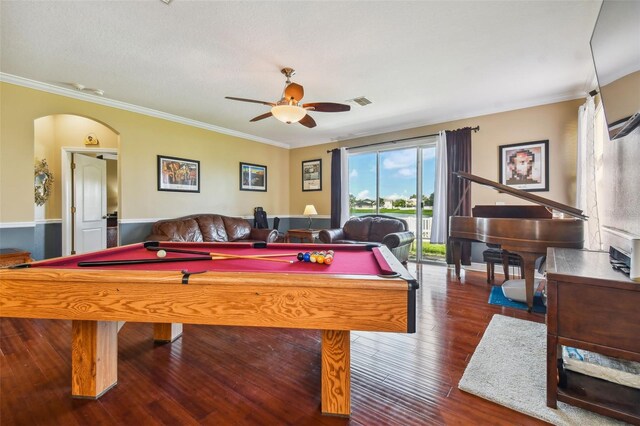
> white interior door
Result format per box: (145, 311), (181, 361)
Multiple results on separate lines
(73, 153), (107, 254)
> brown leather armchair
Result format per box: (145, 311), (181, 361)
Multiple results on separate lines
(319, 215), (415, 265)
(146, 214), (278, 243)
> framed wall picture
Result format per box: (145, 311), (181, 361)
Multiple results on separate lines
(157, 155), (200, 193)
(498, 140), (549, 192)
(302, 159), (322, 191)
(240, 162), (267, 192)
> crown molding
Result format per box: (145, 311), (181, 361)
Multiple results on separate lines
(0, 73), (290, 149)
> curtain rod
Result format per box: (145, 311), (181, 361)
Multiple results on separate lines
(326, 126), (479, 153)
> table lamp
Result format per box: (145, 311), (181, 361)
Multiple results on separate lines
(303, 204), (318, 229)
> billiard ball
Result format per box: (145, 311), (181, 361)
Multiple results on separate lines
(156, 249), (167, 258)
(324, 255), (333, 265)
(316, 255), (325, 264)
(303, 252), (311, 262)
(297, 252), (304, 261)
(309, 254), (317, 263)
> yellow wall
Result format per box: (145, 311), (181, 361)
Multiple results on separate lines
(288, 142), (338, 216)
(0, 82), (290, 223)
(2, 80), (582, 226)
(33, 116), (56, 219)
(291, 99), (582, 210)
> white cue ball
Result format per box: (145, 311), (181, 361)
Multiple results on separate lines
(156, 249), (167, 258)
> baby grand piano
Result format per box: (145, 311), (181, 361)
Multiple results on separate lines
(449, 172), (587, 311)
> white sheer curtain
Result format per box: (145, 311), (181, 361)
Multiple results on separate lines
(430, 131), (448, 243)
(576, 96), (603, 250)
(339, 147), (350, 226)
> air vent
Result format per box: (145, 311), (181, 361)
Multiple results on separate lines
(348, 96), (372, 106)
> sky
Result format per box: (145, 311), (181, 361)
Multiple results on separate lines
(348, 147), (436, 202)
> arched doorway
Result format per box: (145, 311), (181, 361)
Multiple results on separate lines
(34, 114), (120, 258)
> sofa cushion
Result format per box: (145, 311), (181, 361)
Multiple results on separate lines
(368, 217), (406, 242)
(222, 216), (251, 241)
(195, 215), (228, 242)
(155, 219), (203, 242)
(343, 217), (372, 241)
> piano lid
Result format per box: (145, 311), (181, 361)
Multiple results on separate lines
(455, 171), (587, 220)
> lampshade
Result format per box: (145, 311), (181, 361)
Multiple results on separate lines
(271, 105), (307, 124)
(303, 204), (318, 216)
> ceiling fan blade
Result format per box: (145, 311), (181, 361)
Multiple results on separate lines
(250, 112), (273, 122)
(302, 102), (350, 112)
(284, 83), (304, 102)
(299, 114), (317, 128)
(225, 96), (275, 107)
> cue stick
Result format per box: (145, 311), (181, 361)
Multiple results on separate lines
(78, 254), (295, 267)
(208, 252), (298, 259)
(209, 253), (294, 263)
(147, 246), (297, 258)
(147, 246), (215, 256)
(78, 256), (213, 267)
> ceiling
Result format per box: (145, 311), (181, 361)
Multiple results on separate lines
(0, 1), (602, 149)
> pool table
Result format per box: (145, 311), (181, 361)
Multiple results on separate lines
(0, 241), (417, 417)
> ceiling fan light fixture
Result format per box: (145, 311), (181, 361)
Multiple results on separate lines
(271, 104), (306, 124)
(226, 67), (349, 128)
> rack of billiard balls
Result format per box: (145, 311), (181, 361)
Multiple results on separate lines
(297, 250), (334, 265)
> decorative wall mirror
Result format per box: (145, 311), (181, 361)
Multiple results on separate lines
(34, 158), (54, 206)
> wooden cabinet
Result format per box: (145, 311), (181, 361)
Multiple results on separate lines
(546, 248), (640, 424)
(284, 229), (320, 243)
(0, 249), (32, 268)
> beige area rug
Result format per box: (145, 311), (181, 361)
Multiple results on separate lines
(458, 314), (627, 425)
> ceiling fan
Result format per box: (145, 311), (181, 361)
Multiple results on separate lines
(225, 67), (350, 128)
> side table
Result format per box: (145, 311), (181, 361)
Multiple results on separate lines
(546, 247), (640, 424)
(285, 229), (321, 243)
(0, 248), (32, 268)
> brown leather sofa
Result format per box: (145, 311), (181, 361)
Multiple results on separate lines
(319, 215), (415, 265)
(146, 214), (278, 243)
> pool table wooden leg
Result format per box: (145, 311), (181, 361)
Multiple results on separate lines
(71, 320), (118, 399)
(153, 323), (183, 343)
(321, 330), (351, 417)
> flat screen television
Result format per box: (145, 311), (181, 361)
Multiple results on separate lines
(590, 0), (640, 140)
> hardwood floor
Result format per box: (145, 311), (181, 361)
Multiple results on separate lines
(0, 263), (548, 425)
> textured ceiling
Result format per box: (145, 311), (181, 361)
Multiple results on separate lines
(1, 1), (601, 149)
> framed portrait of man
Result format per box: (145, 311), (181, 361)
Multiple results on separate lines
(498, 140), (549, 192)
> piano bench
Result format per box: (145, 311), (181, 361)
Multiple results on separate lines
(483, 248), (523, 283)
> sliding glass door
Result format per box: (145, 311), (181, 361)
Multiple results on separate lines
(348, 139), (445, 263)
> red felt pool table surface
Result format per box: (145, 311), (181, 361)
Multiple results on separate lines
(33, 241), (396, 276)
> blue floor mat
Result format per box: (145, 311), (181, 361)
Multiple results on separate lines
(488, 285), (546, 313)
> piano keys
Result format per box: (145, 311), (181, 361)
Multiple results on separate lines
(449, 172), (586, 311)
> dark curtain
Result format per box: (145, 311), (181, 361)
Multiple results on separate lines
(446, 128), (472, 264)
(330, 149), (342, 228)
